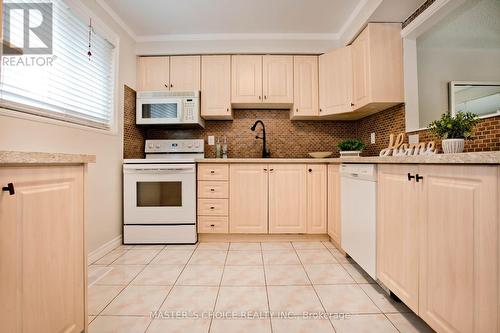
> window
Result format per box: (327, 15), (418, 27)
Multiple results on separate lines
(1, 0), (116, 130)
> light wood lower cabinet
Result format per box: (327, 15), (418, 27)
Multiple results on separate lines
(0, 165), (85, 333)
(327, 164), (341, 245)
(269, 164), (307, 233)
(377, 164), (419, 313)
(229, 164), (268, 233)
(306, 165), (327, 233)
(377, 164), (499, 333)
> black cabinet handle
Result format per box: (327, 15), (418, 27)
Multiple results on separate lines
(2, 183), (15, 195)
(210, 170), (215, 174)
(416, 174), (424, 182)
(308, 168), (312, 172)
(210, 188), (215, 192)
(210, 206), (215, 209)
(210, 224), (215, 227)
(407, 173), (415, 181)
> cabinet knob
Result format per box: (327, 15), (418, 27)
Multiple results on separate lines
(263, 168), (268, 171)
(210, 224), (215, 227)
(416, 174), (424, 182)
(210, 170), (215, 174)
(258, 96), (262, 100)
(2, 183), (15, 195)
(351, 103), (355, 107)
(210, 206), (215, 210)
(407, 173), (415, 181)
(170, 83), (173, 88)
(296, 108), (298, 112)
(264, 95), (267, 99)
(270, 168), (274, 172)
(210, 188), (215, 192)
(227, 108), (229, 112)
(319, 109), (322, 112)
(308, 168), (312, 172)
(164, 84), (168, 88)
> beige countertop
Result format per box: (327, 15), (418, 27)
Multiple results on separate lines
(0, 151), (96, 165)
(196, 151), (500, 165)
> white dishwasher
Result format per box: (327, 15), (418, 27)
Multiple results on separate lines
(340, 164), (377, 279)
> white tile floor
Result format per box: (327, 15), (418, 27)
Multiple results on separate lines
(88, 241), (435, 333)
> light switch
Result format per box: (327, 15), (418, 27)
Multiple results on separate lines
(208, 136), (215, 146)
(370, 133), (376, 144)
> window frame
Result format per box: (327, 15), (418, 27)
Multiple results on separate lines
(0, 0), (120, 134)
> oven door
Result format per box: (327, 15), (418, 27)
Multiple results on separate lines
(136, 98), (183, 125)
(123, 164), (195, 224)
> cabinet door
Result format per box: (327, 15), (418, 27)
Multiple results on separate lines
(170, 55), (201, 91)
(262, 55), (293, 103)
(306, 164), (327, 233)
(0, 166), (85, 333)
(419, 165), (498, 333)
(376, 164), (420, 313)
(319, 47), (353, 116)
(201, 55), (232, 119)
(231, 55), (263, 103)
(137, 56), (170, 91)
(351, 27), (370, 109)
(293, 56), (319, 117)
(269, 164), (307, 233)
(229, 164), (268, 233)
(327, 164), (341, 245)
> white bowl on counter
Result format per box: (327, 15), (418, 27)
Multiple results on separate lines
(308, 152), (333, 158)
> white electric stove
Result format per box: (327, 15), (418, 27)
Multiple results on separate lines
(123, 139), (204, 244)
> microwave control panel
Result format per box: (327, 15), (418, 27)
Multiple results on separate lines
(183, 99), (196, 121)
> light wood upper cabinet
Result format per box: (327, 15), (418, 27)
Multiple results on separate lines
(231, 55), (263, 103)
(292, 56), (319, 118)
(268, 164), (307, 233)
(201, 55), (232, 119)
(229, 164), (268, 233)
(377, 164), (420, 313)
(419, 165), (498, 333)
(351, 23), (403, 113)
(327, 164), (341, 245)
(137, 56), (170, 91)
(319, 47), (353, 116)
(306, 164), (327, 234)
(262, 55), (293, 103)
(0, 166), (85, 333)
(170, 55), (201, 91)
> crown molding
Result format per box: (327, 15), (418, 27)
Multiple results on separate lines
(135, 33), (340, 43)
(96, 0), (137, 40)
(338, 0), (383, 45)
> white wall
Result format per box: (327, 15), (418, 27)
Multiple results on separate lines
(0, 0), (136, 253)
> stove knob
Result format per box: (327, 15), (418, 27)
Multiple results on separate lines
(155, 144), (160, 149)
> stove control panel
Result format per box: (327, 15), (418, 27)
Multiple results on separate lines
(145, 139), (204, 153)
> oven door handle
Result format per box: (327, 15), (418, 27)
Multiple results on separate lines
(123, 165), (195, 173)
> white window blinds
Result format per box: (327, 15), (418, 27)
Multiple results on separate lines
(1, 0), (116, 130)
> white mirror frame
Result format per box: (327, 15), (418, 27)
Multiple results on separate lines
(449, 81), (500, 118)
(401, 0), (466, 132)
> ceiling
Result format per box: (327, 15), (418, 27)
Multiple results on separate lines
(100, 0), (424, 40)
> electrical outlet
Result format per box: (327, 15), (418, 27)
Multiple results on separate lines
(408, 134), (419, 144)
(208, 136), (215, 146)
(370, 133), (376, 144)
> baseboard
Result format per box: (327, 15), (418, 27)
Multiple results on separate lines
(87, 235), (122, 265)
(198, 233), (330, 242)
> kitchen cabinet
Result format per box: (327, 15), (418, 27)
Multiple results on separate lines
(269, 164), (307, 233)
(292, 56), (319, 119)
(262, 55), (293, 104)
(327, 164), (341, 246)
(169, 55), (201, 91)
(197, 164), (229, 234)
(0, 165), (85, 333)
(377, 164), (419, 313)
(137, 56), (170, 91)
(231, 55), (263, 104)
(137, 55), (200, 91)
(418, 165), (498, 333)
(229, 164), (268, 233)
(201, 55), (232, 119)
(351, 23), (403, 115)
(306, 164), (327, 233)
(319, 47), (353, 117)
(377, 164), (499, 333)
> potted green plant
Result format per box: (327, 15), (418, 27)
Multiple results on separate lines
(337, 139), (366, 157)
(428, 112), (479, 154)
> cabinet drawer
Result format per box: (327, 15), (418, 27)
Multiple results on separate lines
(198, 181), (229, 198)
(198, 199), (228, 216)
(198, 164), (229, 181)
(198, 216), (229, 233)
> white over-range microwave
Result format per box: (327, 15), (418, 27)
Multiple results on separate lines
(136, 90), (205, 127)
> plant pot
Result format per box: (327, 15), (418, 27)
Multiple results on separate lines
(442, 139), (465, 154)
(339, 151), (361, 158)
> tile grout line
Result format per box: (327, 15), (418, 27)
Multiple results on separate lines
(260, 242), (274, 333)
(292, 241), (338, 333)
(141, 243), (199, 333)
(208, 244), (230, 333)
